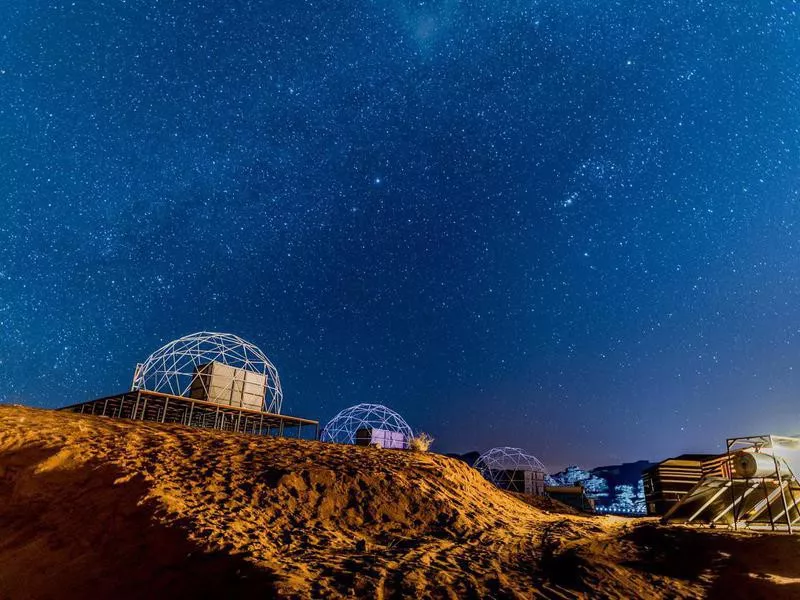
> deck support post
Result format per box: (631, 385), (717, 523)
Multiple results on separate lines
(772, 437), (794, 533)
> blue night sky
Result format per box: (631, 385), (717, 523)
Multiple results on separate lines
(1, 1), (798, 469)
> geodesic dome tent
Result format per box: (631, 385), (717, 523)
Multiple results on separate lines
(321, 403), (413, 449)
(131, 331), (283, 413)
(474, 447), (547, 495)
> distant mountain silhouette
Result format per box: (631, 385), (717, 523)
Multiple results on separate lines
(591, 460), (656, 490)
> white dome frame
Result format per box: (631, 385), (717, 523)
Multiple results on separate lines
(131, 331), (283, 413)
(321, 403), (413, 448)
(474, 447), (547, 492)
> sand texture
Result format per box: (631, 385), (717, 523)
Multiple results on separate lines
(1, 405), (800, 599)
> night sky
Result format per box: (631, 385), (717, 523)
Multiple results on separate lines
(1, 1), (799, 469)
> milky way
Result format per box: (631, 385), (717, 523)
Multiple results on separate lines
(1, 1), (798, 468)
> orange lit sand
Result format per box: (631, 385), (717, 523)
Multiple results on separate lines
(1, 405), (799, 599)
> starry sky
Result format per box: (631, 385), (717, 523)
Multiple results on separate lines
(1, 1), (799, 469)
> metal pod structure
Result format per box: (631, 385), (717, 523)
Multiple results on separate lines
(59, 331), (319, 440)
(131, 331), (284, 414)
(321, 403), (414, 448)
(474, 447), (548, 495)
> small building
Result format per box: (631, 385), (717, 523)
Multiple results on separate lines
(643, 453), (728, 516)
(496, 468), (546, 495)
(545, 485), (596, 512)
(189, 360), (267, 411)
(355, 427), (407, 449)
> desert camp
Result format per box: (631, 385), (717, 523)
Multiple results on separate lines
(4, 331), (800, 598)
(3, 0), (799, 597)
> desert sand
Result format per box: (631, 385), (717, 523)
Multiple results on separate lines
(1, 405), (799, 599)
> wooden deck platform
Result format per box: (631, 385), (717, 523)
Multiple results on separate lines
(59, 390), (319, 440)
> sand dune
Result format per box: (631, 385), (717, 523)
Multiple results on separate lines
(1, 405), (799, 599)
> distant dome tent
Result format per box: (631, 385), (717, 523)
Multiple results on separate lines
(59, 331), (319, 440)
(321, 403), (413, 449)
(474, 447), (547, 495)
